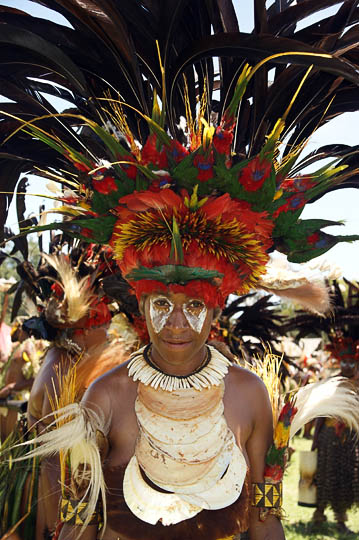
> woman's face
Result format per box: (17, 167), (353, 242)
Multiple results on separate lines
(143, 291), (214, 370)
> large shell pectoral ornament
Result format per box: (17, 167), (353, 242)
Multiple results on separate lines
(123, 378), (247, 526)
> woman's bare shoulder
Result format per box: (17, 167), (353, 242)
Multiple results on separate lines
(227, 363), (267, 388)
(83, 361), (136, 411)
(88, 359), (132, 388)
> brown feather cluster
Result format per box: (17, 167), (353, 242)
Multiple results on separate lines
(262, 281), (331, 315)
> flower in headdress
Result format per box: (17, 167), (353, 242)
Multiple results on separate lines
(92, 175), (118, 194)
(141, 134), (168, 168)
(238, 156), (272, 191)
(168, 140), (189, 163)
(272, 193), (306, 218)
(120, 155), (138, 180)
(193, 153), (214, 181)
(213, 126), (233, 155)
(281, 175), (316, 193)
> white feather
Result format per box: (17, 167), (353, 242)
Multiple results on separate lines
(290, 377), (359, 438)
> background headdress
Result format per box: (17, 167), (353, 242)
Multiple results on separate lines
(210, 291), (300, 379)
(1, 1), (359, 308)
(282, 278), (359, 365)
(1, 229), (116, 340)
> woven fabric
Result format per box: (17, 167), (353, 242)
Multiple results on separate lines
(252, 482), (282, 508)
(60, 498), (99, 526)
(316, 423), (359, 514)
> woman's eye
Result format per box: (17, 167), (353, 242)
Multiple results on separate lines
(154, 299), (170, 309)
(187, 300), (205, 310)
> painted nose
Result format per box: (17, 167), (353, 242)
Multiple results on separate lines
(166, 307), (190, 329)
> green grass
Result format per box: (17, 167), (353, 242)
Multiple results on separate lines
(283, 437), (359, 539)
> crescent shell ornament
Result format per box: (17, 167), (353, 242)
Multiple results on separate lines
(123, 455), (202, 525)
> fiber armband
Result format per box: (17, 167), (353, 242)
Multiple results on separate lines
(60, 497), (100, 526)
(252, 481), (282, 508)
(252, 482), (283, 521)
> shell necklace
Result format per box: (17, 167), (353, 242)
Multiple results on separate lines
(127, 344), (231, 391)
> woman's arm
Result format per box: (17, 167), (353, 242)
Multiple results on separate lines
(58, 379), (112, 540)
(245, 379), (286, 540)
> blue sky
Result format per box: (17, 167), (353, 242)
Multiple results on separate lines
(2, 1), (359, 277)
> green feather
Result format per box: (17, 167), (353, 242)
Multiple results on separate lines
(224, 64), (252, 121)
(126, 265), (223, 285)
(170, 215), (184, 263)
(286, 232), (359, 263)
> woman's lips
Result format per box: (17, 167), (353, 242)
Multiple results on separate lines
(162, 338), (192, 348)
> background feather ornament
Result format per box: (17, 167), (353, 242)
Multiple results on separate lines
(258, 253), (343, 314)
(42, 253), (94, 325)
(249, 355), (359, 488)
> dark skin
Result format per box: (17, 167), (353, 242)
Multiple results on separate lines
(59, 292), (285, 540)
(0, 329), (40, 442)
(0, 328), (36, 400)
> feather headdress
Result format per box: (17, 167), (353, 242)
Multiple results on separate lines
(19, 242), (115, 338)
(1, 2), (359, 308)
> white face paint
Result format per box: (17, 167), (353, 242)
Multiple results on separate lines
(149, 295), (208, 334)
(149, 296), (174, 333)
(183, 299), (207, 333)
